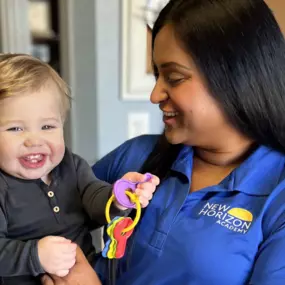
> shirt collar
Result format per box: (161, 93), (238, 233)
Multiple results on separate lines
(0, 165), (60, 188)
(171, 144), (285, 196)
(230, 145), (285, 195)
(171, 145), (194, 179)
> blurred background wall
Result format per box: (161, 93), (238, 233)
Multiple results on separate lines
(0, 0), (284, 250)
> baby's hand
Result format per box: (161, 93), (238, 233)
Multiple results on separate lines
(115, 172), (160, 209)
(38, 236), (77, 277)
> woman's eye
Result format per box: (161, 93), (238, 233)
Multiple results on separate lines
(7, 127), (22, 132)
(42, 125), (55, 130)
(165, 73), (185, 85)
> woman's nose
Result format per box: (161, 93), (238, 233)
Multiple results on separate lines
(150, 80), (168, 104)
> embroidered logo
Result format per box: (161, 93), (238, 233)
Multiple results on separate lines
(198, 203), (253, 234)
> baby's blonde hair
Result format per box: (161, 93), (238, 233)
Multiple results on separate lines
(0, 53), (71, 118)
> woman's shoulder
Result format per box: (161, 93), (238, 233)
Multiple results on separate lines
(92, 135), (160, 183)
(257, 148), (285, 234)
(119, 134), (159, 149)
(106, 134), (160, 160)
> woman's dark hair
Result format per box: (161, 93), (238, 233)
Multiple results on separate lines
(140, 0), (285, 180)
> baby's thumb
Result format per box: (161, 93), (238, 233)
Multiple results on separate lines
(133, 172), (148, 183)
(55, 269), (69, 277)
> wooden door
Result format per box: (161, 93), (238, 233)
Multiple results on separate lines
(265, 0), (285, 35)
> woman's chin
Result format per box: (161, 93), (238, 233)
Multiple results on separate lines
(164, 128), (183, 145)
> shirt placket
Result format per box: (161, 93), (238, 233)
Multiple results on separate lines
(39, 179), (62, 224)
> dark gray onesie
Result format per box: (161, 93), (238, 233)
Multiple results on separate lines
(0, 148), (124, 285)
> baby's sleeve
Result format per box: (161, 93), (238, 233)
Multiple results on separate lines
(73, 154), (127, 228)
(0, 184), (44, 277)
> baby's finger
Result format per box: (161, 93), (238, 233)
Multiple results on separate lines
(57, 242), (77, 254)
(122, 172), (146, 183)
(49, 236), (71, 243)
(136, 182), (156, 193)
(143, 191), (153, 201)
(135, 188), (154, 200)
(61, 257), (76, 269)
(150, 175), (160, 186)
(54, 269), (69, 277)
(139, 197), (149, 208)
(62, 251), (76, 262)
(52, 257), (75, 274)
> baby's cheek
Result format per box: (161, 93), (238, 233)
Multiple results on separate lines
(57, 143), (66, 158)
(50, 141), (65, 164)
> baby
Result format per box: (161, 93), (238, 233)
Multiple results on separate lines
(0, 54), (158, 285)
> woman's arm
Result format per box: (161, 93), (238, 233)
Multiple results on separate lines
(248, 225), (285, 284)
(41, 246), (102, 285)
(248, 185), (285, 284)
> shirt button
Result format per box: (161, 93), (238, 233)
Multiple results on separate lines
(48, 191), (54, 198)
(53, 206), (60, 213)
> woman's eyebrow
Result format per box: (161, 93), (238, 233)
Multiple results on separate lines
(159, 62), (192, 71)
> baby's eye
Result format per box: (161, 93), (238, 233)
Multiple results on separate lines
(7, 127), (22, 132)
(42, 125), (55, 130)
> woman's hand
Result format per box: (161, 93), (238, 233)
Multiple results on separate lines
(41, 246), (102, 285)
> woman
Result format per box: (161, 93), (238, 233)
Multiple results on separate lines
(44, 0), (285, 284)
(93, 0), (285, 284)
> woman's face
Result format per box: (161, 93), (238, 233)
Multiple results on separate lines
(151, 25), (241, 150)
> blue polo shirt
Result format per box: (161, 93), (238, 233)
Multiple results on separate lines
(92, 135), (285, 285)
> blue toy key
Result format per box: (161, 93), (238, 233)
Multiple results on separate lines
(102, 217), (124, 258)
(107, 217), (124, 259)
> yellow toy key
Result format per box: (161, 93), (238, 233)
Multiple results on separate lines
(107, 217), (124, 259)
(102, 217), (123, 258)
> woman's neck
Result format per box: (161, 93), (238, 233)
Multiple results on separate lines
(194, 140), (256, 168)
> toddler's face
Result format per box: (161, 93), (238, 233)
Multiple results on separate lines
(0, 81), (65, 183)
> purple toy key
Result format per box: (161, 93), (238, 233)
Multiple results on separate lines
(113, 173), (152, 208)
